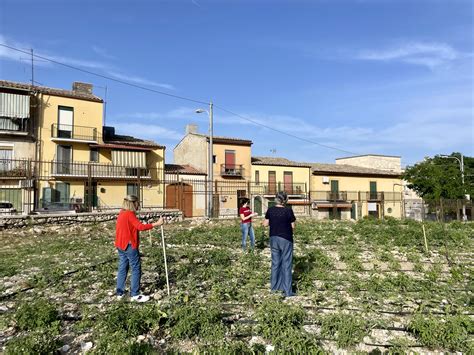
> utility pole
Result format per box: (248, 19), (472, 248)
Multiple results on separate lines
(31, 48), (34, 87)
(208, 102), (214, 218)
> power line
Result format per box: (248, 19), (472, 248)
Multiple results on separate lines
(214, 105), (360, 155)
(0, 43), (209, 105)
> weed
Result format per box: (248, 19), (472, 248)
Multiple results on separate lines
(14, 299), (59, 331)
(319, 313), (370, 348)
(5, 327), (62, 355)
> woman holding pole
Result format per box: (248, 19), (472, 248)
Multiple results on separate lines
(115, 195), (163, 302)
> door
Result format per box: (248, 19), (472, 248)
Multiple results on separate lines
(284, 172), (293, 194)
(330, 180), (339, 200)
(58, 106), (73, 138)
(85, 182), (98, 208)
(225, 150), (236, 174)
(254, 196), (262, 216)
(237, 190), (247, 215)
(166, 183), (193, 217)
(370, 181), (377, 200)
(268, 171), (276, 194)
(57, 145), (72, 174)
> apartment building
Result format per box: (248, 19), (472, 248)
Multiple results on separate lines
(0, 80), (165, 212)
(174, 124), (253, 216)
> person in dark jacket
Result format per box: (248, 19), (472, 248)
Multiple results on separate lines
(263, 192), (296, 297)
(115, 195), (163, 302)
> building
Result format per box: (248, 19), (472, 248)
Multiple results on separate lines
(309, 163), (403, 220)
(174, 124), (253, 216)
(0, 81), (37, 213)
(251, 156), (311, 215)
(0, 80), (165, 212)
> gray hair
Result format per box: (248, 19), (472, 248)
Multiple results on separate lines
(122, 195), (139, 211)
(275, 191), (288, 206)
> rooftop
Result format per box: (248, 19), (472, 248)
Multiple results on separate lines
(104, 133), (165, 149)
(190, 132), (253, 146)
(165, 164), (206, 175)
(251, 156), (312, 168)
(308, 163), (401, 176)
(0, 80), (103, 103)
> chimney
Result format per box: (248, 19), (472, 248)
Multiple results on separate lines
(103, 126), (115, 140)
(72, 82), (93, 95)
(186, 124), (198, 134)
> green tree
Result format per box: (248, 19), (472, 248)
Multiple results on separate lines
(403, 153), (473, 200)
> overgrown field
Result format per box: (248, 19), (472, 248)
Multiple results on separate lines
(0, 218), (473, 354)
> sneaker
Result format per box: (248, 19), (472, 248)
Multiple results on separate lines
(130, 294), (150, 303)
(116, 294), (125, 300)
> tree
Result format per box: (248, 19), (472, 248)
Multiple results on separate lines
(403, 153), (473, 200)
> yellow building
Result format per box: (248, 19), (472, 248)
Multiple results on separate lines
(174, 124), (253, 216)
(309, 163), (403, 220)
(251, 156), (311, 215)
(1, 80), (165, 212)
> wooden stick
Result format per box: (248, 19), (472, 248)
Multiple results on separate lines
(422, 224), (428, 253)
(161, 225), (170, 296)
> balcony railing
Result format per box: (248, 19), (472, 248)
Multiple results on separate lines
(51, 161), (151, 179)
(0, 117), (30, 134)
(51, 123), (98, 142)
(311, 191), (395, 202)
(0, 159), (29, 177)
(252, 182), (307, 195)
(220, 164), (244, 177)
(366, 192), (383, 201)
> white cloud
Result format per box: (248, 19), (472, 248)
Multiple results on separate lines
(357, 42), (460, 68)
(92, 45), (116, 60)
(107, 71), (175, 90)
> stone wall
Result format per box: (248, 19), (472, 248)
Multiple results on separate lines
(0, 209), (183, 229)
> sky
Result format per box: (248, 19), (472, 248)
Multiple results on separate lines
(0, 0), (472, 167)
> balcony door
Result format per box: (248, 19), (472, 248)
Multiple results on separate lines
(268, 171), (276, 194)
(224, 150), (236, 174)
(370, 181), (377, 200)
(58, 106), (73, 138)
(330, 180), (339, 200)
(284, 171), (293, 194)
(57, 145), (71, 174)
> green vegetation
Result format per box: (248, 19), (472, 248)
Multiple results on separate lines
(0, 218), (472, 353)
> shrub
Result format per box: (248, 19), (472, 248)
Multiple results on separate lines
(14, 299), (59, 331)
(5, 328), (62, 355)
(169, 304), (224, 341)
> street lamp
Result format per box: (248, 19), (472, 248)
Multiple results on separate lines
(196, 102), (214, 218)
(440, 154), (467, 221)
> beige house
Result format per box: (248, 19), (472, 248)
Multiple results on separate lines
(251, 156), (311, 215)
(310, 163), (403, 220)
(174, 125), (253, 216)
(0, 80), (165, 212)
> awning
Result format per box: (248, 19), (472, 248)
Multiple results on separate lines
(287, 200), (311, 205)
(0, 92), (30, 119)
(111, 150), (146, 168)
(90, 143), (152, 151)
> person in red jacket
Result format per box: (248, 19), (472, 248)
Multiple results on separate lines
(115, 195), (163, 302)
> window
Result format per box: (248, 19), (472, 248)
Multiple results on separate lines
(370, 181), (377, 200)
(127, 183), (138, 196)
(255, 170), (260, 185)
(58, 106), (73, 138)
(212, 155), (216, 163)
(330, 180), (339, 200)
(90, 148), (99, 162)
(224, 150), (236, 174)
(0, 148), (13, 172)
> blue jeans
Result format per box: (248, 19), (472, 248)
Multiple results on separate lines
(241, 222), (255, 250)
(116, 244), (141, 297)
(270, 236), (294, 297)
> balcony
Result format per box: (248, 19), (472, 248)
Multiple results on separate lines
(51, 123), (98, 143)
(0, 118), (30, 136)
(0, 159), (29, 178)
(366, 192), (383, 201)
(252, 182), (307, 195)
(220, 164), (244, 177)
(50, 161), (151, 179)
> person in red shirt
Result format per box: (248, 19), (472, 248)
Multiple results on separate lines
(115, 195), (163, 302)
(239, 198), (258, 251)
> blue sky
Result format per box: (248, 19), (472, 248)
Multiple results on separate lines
(1, 0), (472, 167)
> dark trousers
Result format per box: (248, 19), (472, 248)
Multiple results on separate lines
(270, 236), (294, 296)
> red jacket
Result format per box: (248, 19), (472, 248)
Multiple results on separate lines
(115, 210), (153, 250)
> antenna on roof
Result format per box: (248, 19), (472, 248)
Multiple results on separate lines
(270, 149), (276, 155)
(30, 48), (34, 88)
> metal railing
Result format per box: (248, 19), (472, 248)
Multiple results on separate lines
(253, 182), (307, 195)
(0, 117), (30, 133)
(0, 159), (29, 177)
(51, 123), (98, 142)
(220, 164), (244, 177)
(50, 161), (151, 179)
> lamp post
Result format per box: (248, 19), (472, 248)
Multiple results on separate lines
(196, 102), (214, 218)
(440, 154), (466, 221)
